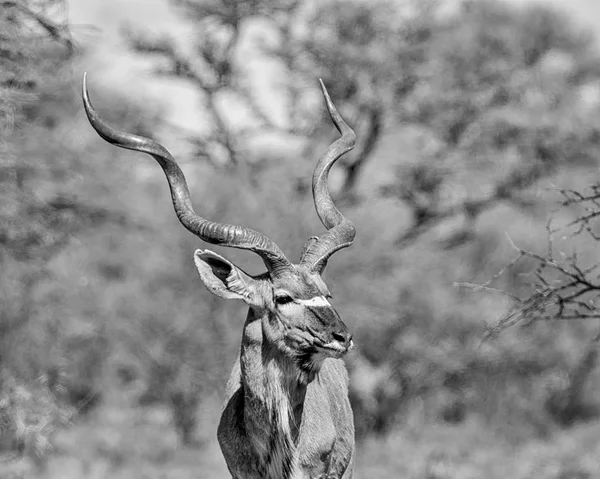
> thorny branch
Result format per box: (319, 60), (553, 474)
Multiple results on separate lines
(552, 183), (600, 240)
(456, 183), (600, 340)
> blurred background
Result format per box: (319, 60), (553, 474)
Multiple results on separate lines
(2, 0), (600, 477)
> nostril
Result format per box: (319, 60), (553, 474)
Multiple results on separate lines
(332, 331), (352, 347)
(332, 331), (346, 343)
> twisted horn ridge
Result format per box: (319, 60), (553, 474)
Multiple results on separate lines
(300, 80), (356, 274)
(82, 73), (292, 275)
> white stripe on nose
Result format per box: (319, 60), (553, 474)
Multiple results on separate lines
(297, 296), (331, 307)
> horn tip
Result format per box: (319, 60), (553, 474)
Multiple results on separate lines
(82, 72), (90, 104)
(318, 78), (331, 103)
(318, 79), (346, 131)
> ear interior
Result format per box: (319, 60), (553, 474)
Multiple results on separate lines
(202, 255), (233, 283)
(194, 249), (260, 304)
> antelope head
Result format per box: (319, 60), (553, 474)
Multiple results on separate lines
(82, 75), (356, 377)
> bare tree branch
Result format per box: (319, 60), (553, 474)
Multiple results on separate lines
(551, 184), (600, 240)
(463, 183), (600, 339)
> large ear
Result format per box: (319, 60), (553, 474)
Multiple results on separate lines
(193, 249), (262, 306)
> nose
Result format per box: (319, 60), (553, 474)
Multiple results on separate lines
(332, 331), (353, 349)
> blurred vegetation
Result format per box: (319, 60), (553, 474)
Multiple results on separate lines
(2, 0), (600, 477)
(1, 0), (79, 469)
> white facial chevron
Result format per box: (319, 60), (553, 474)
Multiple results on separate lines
(296, 296), (331, 307)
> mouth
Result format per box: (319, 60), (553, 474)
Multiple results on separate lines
(288, 330), (354, 359)
(317, 338), (354, 357)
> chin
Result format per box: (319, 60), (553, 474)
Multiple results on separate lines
(324, 349), (348, 360)
(295, 344), (349, 379)
(319, 340), (352, 359)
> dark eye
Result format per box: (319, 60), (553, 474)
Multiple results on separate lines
(275, 295), (294, 305)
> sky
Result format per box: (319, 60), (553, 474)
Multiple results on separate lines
(67, 0), (600, 135)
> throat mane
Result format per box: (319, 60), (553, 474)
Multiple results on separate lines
(241, 326), (312, 478)
(263, 355), (304, 478)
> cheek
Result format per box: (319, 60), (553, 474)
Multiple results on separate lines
(264, 308), (309, 341)
(272, 304), (302, 324)
(266, 310), (282, 328)
(262, 312), (304, 354)
(263, 311), (288, 341)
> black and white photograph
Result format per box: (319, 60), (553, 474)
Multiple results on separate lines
(1, 0), (600, 477)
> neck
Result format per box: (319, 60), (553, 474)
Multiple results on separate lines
(239, 309), (312, 477)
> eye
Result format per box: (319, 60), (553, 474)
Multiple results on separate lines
(275, 294), (294, 306)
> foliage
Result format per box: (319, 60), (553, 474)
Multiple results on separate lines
(383, 0), (600, 247)
(0, 369), (76, 471)
(1, 0), (175, 463)
(0, 0), (80, 467)
(0, 0), (73, 131)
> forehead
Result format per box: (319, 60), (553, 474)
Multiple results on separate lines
(272, 268), (329, 298)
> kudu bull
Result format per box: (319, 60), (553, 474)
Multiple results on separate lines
(82, 73), (357, 478)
